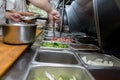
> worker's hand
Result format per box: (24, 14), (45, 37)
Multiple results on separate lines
(48, 9), (61, 26)
(6, 12), (22, 22)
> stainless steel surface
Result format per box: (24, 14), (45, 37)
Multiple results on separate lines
(22, 14), (40, 24)
(59, 0), (65, 37)
(2, 23), (37, 44)
(69, 43), (100, 51)
(32, 50), (80, 65)
(44, 37), (52, 41)
(53, 21), (55, 38)
(93, 0), (102, 48)
(24, 65), (95, 80)
(76, 51), (120, 68)
(45, 31), (60, 37)
(0, 48), (36, 80)
(44, 30), (70, 38)
(1, 34), (120, 80)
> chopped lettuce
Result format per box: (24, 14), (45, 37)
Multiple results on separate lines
(41, 42), (68, 48)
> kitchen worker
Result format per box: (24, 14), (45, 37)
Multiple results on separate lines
(6, 0), (61, 25)
(0, 0), (22, 35)
(0, 0), (22, 24)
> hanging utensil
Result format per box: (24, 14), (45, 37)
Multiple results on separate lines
(59, 0), (65, 37)
(53, 20), (56, 38)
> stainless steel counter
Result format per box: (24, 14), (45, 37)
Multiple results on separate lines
(0, 47), (36, 80)
(0, 31), (43, 80)
(1, 33), (120, 80)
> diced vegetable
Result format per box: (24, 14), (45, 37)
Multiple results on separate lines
(81, 56), (114, 66)
(41, 42), (68, 48)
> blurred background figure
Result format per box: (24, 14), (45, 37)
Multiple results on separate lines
(6, 0), (61, 25)
(0, 0), (22, 35)
(6, 0), (34, 23)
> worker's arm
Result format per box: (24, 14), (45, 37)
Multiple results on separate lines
(28, 0), (52, 13)
(28, 0), (61, 25)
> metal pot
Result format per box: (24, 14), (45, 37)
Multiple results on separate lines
(2, 23), (37, 44)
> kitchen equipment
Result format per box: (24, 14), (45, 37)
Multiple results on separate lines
(69, 43), (100, 51)
(22, 14), (48, 24)
(32, 50), (80, 65)
(76, 51), (120, 69)
(75, 35), (95, 43)
(53, 21), (56, 38)
(22, 14), (40, 24)
(24, 65), (95, 80)
(94, 0), (120, 51)
(2, 23), (37, 44)
(0, 30), (42, 77)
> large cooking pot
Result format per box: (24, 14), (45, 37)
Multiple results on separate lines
(2, 23), (37, 44)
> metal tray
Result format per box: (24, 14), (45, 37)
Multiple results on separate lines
(43, 37), (52, 41)
(76, 51), (120, 69)
(32, 50), (80, 65)
(24, 65), (95, 80)
(45, 31), (60, 37)
(69, 43), (100, 51)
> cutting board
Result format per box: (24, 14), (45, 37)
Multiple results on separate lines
(0, 29), (42, 77)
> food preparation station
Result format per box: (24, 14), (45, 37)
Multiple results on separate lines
(1, 0), (120, 80)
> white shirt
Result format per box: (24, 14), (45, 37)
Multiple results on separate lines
(0, 0), (6, 25)
(6, 0), (28, 23)
(6, 0), (28, 12)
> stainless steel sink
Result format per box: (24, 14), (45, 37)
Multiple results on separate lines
(32, 50), (80, 65)
(24, 65), (95, 80)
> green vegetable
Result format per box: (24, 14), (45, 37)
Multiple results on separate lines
(41, 42), (68, 48)
(33, 77), (41, 80)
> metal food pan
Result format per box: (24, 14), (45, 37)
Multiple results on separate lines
(24, 65), (95, 80)
(32, 50), (80, 65)
(45, 31), (60, 37)
(69, 43), (100, 51)
(43, 37), (52, 41)
(76, 51), (120, 68)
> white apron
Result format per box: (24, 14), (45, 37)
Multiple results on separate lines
(6, 0), (28, 23)
(6, 0), (28, 12)
(0, 0), (6, 36)
(0, 0), (6, 24)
